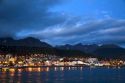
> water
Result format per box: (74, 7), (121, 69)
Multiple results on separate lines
(0, 67), (125, 83)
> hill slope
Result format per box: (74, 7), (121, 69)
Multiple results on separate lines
(0, 37), (52, 48)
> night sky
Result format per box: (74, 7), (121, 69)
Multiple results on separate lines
(0, 0), (125, 46)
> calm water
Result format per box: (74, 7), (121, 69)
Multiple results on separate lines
(0, 67), (125, 83)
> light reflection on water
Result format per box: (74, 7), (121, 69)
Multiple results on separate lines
(0, 67), (125, 83)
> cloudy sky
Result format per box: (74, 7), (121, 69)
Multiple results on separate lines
(0, 0), (125, 46)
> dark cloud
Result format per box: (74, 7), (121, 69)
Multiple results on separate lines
(0, 0), (125, 46)
(0, 0), (66, 37)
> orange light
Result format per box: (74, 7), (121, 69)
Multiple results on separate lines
(37, 67), (41, 72)
(18, 61), (23, 64)
(28, 68), (32, 72)
(9, 68), (15, 72)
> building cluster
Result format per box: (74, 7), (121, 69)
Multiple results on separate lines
(0, 54), (125, 67)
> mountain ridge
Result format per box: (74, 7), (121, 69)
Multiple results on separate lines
(0, 37), (125, 59)
(0, 37), (52, 48)
(56, 43), (125, 59)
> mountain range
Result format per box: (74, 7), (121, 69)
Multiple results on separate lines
(56, 43), (125, 59)
(0, 37), (125, 59)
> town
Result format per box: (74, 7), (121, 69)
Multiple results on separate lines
(0, 53), (125, 68)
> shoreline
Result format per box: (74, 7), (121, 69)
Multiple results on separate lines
(0, 65), (124, 69)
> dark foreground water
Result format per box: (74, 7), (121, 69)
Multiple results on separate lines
(0, 67), (125, 83)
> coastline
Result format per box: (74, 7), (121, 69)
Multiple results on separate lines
(0, 65), (124, 69)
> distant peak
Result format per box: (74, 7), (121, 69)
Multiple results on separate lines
(0, 37), (52, 47)
(22, 37), (39, 40)
(100, 44), (121, 48)
(64, 44), (72, 46)
(75, 43), (83, 46)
